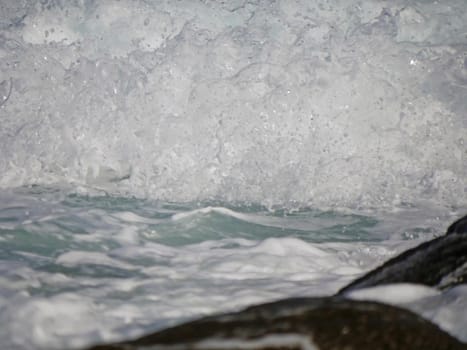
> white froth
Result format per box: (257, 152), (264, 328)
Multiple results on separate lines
(195, 334), (319, 350)
(0, 229), (426, 349)
(171, 207), (246, 221)
(346, 283), (441, 304)
(56, 251), (137, 270)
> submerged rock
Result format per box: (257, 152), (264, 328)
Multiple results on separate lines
(338, 214), (467, 294)
(88, 297), (465, 350)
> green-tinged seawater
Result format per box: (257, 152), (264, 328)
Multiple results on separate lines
(0, 186), (462, 350)
(0, 186), (430, 250)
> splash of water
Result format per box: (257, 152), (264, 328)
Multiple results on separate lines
(0, 0), (466, 209)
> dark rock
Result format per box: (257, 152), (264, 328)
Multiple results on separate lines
(338, 214), (467, 294)
(87, 297), (465, 350)
(447, 214), (467, 235)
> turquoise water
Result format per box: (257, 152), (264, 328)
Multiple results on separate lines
(0, 187), (381, 256)
(1, 187), (380, 296)
(2, 187), (464, 349)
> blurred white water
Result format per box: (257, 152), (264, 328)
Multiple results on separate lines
(0, 0), (466, 209)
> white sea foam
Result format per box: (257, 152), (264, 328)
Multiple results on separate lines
(56, 251), (137, 270)
(0, 212), (438, 350)
(346, 283), (441, 305)
(171, 207), (246, 221)
(195, 334), (319, 350)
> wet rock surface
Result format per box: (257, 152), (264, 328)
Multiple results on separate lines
(88, 297), (465, 350)
(447, 215), (467, 235)
(339, 214), (467, 294)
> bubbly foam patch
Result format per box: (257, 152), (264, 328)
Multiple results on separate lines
(0, 237), (399, 350)
(346, 283), (441, 304)
(0, 0), (466, 208)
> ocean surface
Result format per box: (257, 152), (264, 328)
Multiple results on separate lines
(1, 0), (467, 349)
(1, 187), (466, 349)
